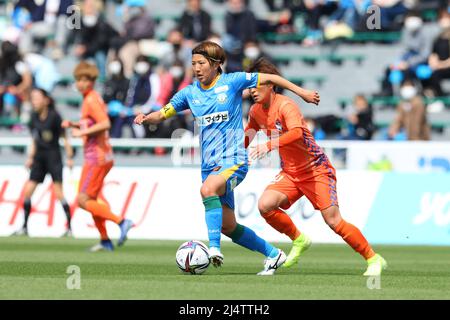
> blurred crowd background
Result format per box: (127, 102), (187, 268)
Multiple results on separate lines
(0, 0), (449, 158)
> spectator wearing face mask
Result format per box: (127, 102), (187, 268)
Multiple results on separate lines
(114, 0), (156, 78)
(379, 12), (430, 96)
(73, 0), (118, 81)
(111, 56), (158, 138)
(426, 8), (450, 97)
(241, 41), (275, 71)
(15, 0), (73, 58)
(388, 80), (430, 141)
(223, 0), (257, 72)
(103, 59), (130, 133)
(178, 0), (212, 42)
(160, 29), (193, 70)
(147, 61), (193, 148)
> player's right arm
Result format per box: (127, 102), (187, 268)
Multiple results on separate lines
(134, 109), (166, 125)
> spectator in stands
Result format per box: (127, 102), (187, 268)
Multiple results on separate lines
(114, 0), (155, 78)
(241, 41), (275, 71)
(160, 29), (193, 70)
(0, 41), (32, 121)
(292, 0), (338, 46)
(379, 12), (430, 96)
(178, 0), (212, 42)
(372, 0), (407, 31)
(388, 80), (430, 140)
(426, 8), (450, 97)
(305, 117), (326, 140)
(111, 55), (158, 139)
(15, 0), (73, 59)
(340, 94), (375, 140)
(103, 59), (130, 135)
(73, 0), (118, 81)
(223, 0), (257, 72)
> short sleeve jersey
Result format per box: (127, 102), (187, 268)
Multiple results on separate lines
(80, 90), (113, 165)
(163, 72), (260, 171)
(248, 94), (332, 175)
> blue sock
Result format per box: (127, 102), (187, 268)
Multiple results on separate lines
(229, 224), (278, 258)
(202, 196), (222, 249)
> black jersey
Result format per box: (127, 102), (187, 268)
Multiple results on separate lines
(29, 109), (63, 151)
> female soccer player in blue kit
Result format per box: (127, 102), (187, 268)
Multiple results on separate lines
(134, 41), (319, 275)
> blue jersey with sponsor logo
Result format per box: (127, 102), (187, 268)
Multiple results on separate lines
(167, 72), (260, 171)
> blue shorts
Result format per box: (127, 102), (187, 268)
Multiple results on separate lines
(201, 163), (248, 210)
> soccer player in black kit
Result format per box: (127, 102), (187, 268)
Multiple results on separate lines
(15, 88), (74, 236)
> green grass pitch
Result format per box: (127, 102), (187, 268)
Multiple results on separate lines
(0, 237), (449, 300)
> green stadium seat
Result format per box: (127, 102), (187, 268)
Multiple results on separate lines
(0, 117), (21, 127)
(286, 75), (326, 87)
(272, 53), (366, 66)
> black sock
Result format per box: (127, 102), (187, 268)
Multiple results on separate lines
(61, 199), (71, 230)
(23, 199), (31, 229)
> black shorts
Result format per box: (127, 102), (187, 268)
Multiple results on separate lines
(30, 150), (63, 183)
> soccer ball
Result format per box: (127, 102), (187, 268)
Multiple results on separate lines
(176, 240), (210, 275)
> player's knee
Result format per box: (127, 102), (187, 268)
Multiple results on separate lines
(322, 207), (342, 230)
(258, 198), (277, 215)
(200, 185), (216, 198)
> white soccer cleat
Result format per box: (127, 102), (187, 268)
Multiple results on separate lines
(257, 249), (287, 276)
(208, 247), (224, 268)
(363, 254), (387, 276)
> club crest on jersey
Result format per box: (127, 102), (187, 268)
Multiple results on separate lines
(217, 93), (228, 104)
(196, 111), (229, 126)
(275, 119), (283, 132)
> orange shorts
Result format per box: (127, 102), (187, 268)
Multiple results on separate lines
(266, 167), (338, 211)
(79, 161), (113, 199)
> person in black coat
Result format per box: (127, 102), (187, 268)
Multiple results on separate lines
(178, 0), (212, 42)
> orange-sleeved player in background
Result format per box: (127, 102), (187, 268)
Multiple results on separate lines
(62, 61), (134, 252)
(245, 58), (387, 276)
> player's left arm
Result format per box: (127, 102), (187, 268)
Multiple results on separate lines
(258, 73), (320, 105)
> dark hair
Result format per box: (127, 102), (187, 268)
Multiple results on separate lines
(0, 41), (21, 76)
(247, 57), (281, 91)
(192, 41), (226, 73)
(32, 87), (55, 109)
(247, 57), (281, 76)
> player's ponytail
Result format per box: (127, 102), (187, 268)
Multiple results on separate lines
(192, 41), (226, 74)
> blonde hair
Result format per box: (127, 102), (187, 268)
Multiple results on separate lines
(73, 61), (99, 81)
(192, 41), (226, 73)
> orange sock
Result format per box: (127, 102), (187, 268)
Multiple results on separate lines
(93, 216), (109, 240)
(262, 209), (300, 240)
(334, 219), (375, 260)
(85, 199), (122, 225)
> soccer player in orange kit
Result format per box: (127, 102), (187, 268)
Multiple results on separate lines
(245, 58), (387, 276)
(62, 61), (133, 252)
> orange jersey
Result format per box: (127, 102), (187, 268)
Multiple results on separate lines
(247, 94), (332, 175)
(80, 90), (113, 165)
